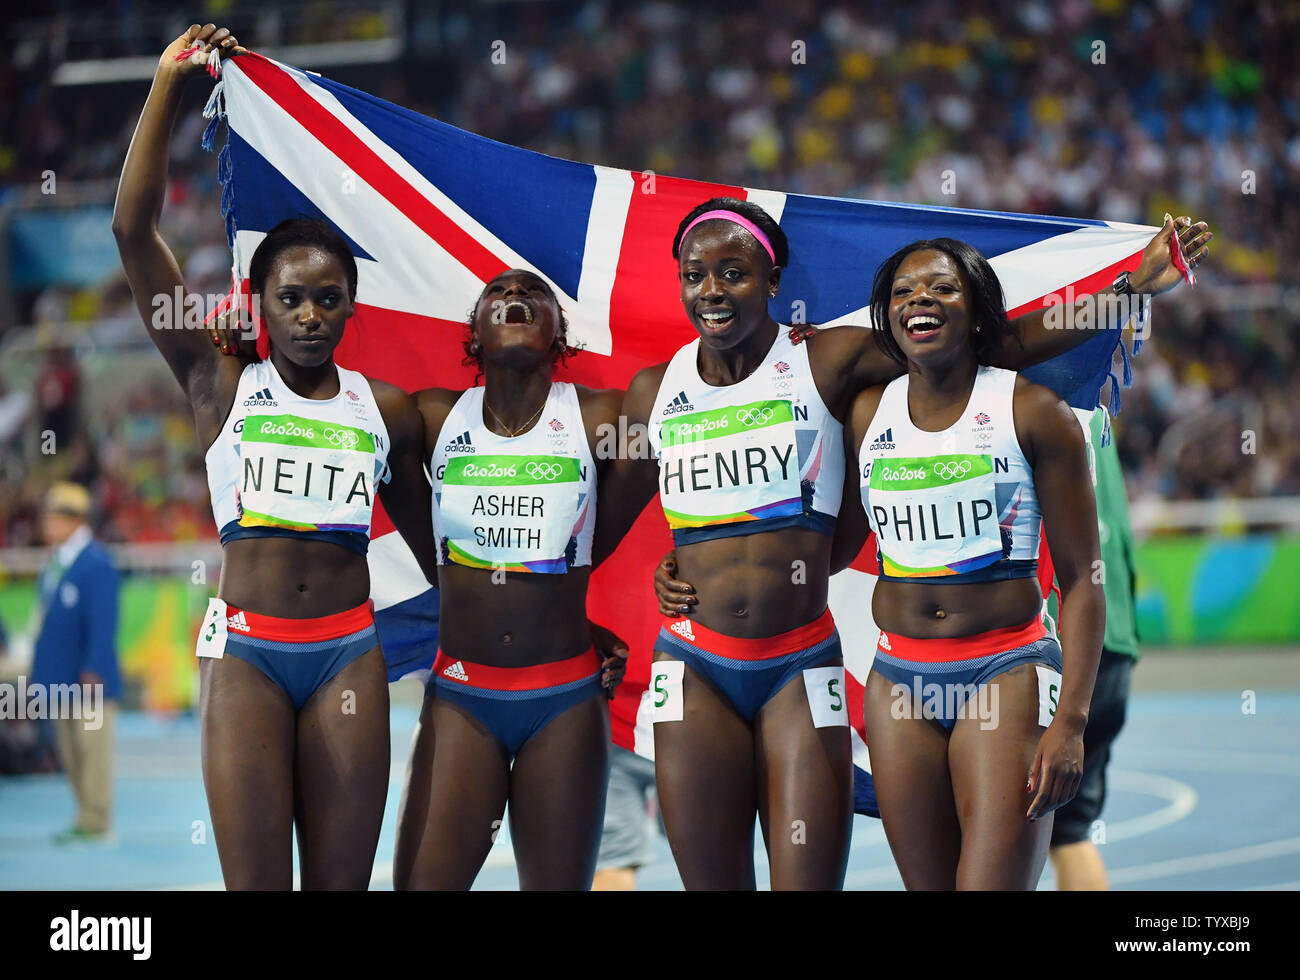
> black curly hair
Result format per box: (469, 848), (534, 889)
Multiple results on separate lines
(671, 196), (789, 268)
(462, 271), (577, 382)
(868, 238), (1019, 366)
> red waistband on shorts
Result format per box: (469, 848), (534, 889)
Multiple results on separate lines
(432, 648), (600, 691)
(659, 607), (836, 661)
(222, 600), (375, 643)
(876, 615), (1047, 663)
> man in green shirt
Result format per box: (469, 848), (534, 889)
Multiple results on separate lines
(1050, 407), (1140, 889)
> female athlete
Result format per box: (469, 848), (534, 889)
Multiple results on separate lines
(114, 24), (440, 889)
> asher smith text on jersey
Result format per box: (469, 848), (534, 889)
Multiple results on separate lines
(468, 493), (547, 548)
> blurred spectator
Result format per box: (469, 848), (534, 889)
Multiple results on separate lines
(31, 481), (122, 842)
(34, 346), (80, 451)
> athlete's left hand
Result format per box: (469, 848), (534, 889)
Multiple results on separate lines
(589, 621), (629, 699)
(654, 551), (696, 616)
(208, 304), (258, 358)
(787, 323), (820, 345)
(1130, 214), (1212, 295)
(1026, 720), (1085, 821)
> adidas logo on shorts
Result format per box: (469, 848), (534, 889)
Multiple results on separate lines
(877, 631), (891, 651)
(442, 660), (470, 682)
(226, 611), (251, 633)
(669, 619), (695, 642)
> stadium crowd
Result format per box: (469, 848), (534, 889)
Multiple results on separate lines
(1, 0), (1296, 544)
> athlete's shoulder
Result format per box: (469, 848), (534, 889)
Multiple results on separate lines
(803, 323), (874, 364)
(573, 383), (624, 424)
(1011, 374), (1085, 456)
(848, 382), (889, 437)
(412, 385), (465, 417)
(624, 361), (671, 411)
(365, 376), (415, 411)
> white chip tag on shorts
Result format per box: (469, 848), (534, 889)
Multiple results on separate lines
(196, 597), (228, 660)
(650, 660), (684, 723)
(1035, 664), (1062, 727)
(803, 666), (850, 728)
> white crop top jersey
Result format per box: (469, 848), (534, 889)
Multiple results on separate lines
(430, 383), (596, 574)
(205, 359), (391, 556)
(859, 364), (1041, 582)
(648, 328), (844, 546)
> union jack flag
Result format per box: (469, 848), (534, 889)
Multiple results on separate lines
(207, 53), (1156, 808)
(974, 412), (992, 425)
(548, 418), (564, 432)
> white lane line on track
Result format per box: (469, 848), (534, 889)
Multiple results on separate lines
(1104, 769), (1198, 842)
(1108, 835), (1300, 886)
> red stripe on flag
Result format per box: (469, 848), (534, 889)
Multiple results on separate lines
(599, 173), (749, 388)
(844, 668), (867, 742)
(235, 54), (510, 284)
(1005, 252), (1143, 318)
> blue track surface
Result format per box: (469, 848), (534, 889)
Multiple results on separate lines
(2, 690), (1297, 890)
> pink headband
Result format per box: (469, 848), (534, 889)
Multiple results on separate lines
(680, 210), (778, 267)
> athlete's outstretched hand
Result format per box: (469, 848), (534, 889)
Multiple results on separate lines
(1130, 214), (1212, 295)
(589, 621), (629, 699)
(1026, 719), (1085, 822)
(164, 23), (248, 80)
(653, 551), (696, 616)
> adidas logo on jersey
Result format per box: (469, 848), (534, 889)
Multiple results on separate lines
(226, 611), (251, 633)
(669, 619), (695, 642)
(869, 428), (896, 450)
(877, 632), (891, 651)
(243, 388), (277, 407)
(662, 391), (695, 416)
(443, 431), (476, 454)
(442, 660), (470, 682)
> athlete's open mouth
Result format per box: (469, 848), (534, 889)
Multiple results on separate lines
(903, 312), (944, 340)
(503, 300), (534, 324)
(698, 308), (735, 330)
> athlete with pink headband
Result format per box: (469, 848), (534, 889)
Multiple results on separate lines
(596, 195), (1209, 889)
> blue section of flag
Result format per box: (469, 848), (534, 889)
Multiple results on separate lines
(854, 764), (879, 818)
(226, 130), (375, 260)
(309, 72), (596, 300)
(775, 194), (1105, 330)
(373, 587), (440, 683)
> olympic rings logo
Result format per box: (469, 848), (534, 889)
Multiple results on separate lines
(933, 460), (973, 480)
(526, 461), (564, 481)
(735, 406), (775, 426)
(324, 427), (360, 449)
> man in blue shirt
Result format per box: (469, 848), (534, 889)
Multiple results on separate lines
(31, 482), (122, 842)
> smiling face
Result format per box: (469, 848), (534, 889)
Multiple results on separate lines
(888, 249), (975, 367)
(471, 269), (563, 367)
(260, 246), (354, 367)
(678, 222), (780, 351)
